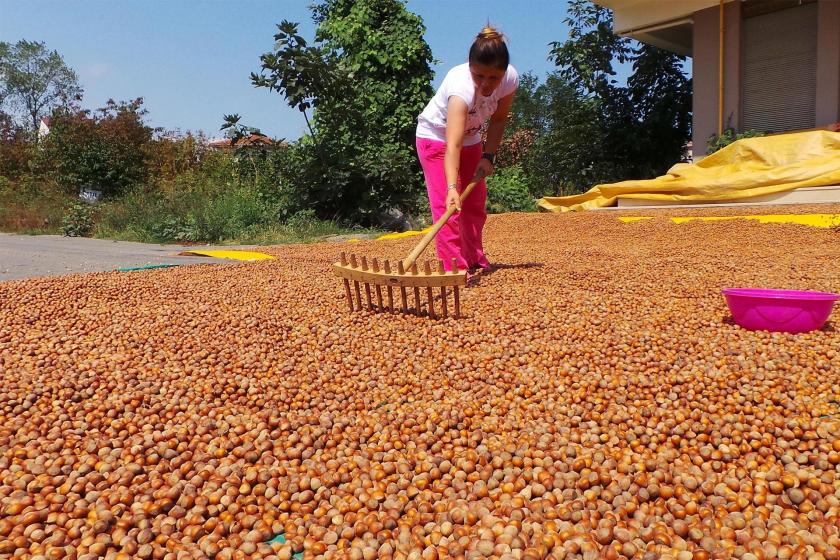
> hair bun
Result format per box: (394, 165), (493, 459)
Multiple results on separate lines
(478, 26), (503, 41)
(470, 24), (509, 69)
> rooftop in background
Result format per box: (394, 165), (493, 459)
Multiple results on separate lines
(594, 0), (735, 56)
(207, 134), (276, 149)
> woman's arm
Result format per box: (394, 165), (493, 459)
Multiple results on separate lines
(479, 93), (514, 175)
(445, 96), (468, 187)
(444, 96), (468, 210)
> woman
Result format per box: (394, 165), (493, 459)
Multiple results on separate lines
(416, 26), (519, 276)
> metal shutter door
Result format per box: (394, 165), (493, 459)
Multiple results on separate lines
(742, 3), (818, 133)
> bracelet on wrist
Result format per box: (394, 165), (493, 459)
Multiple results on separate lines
(481, 152), (496, 165)
(447, 184), (458, 191)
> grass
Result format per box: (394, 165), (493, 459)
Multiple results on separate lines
(93, 220), (384, 246)
(1, 190), (385, 246)
(91, 197), (386, 245)
(1, 172), (394, 246)
(231, 222), (383, 246)
(0, 183), (70, 235)
(89, 217), (384, 246)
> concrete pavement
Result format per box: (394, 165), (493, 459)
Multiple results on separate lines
(0, 233), (243, 282)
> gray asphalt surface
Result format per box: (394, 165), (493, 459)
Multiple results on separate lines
(0, 233), (248, 282)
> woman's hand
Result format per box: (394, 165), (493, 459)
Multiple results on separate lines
(446, 187), (461, 212)
(475, 158), (494, 181)
(448, 160), (491, 213)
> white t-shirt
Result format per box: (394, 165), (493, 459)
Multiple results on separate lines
(416, 63), (519, 146)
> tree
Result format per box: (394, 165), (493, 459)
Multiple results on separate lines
(37, 98), (152, 197)
(145, 128), (208, 188)
(492, 72), (540, 169)
(250, 21), (339, 142)
(624, 44), (692, 177)
(519, 73), (606, 197)
(252, 0), (434, 224)
(506, 72), (543, 134)
(0, 111), (32, 180)
(549, 0), (633, 100)
(0, 40), (83, 135)
(544, 0), (691, 190)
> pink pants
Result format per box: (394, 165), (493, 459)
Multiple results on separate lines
(416, 137), (489, 272)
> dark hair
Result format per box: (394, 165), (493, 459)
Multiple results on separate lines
(468, 26), (509, 70)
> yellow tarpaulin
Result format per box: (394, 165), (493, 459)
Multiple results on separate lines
(178, 250), (275, 261)
(376, 227), (433, 240)
(618, 213), (840, 228)
(538, 130), (840, 212)
(341, 227), (432, 242)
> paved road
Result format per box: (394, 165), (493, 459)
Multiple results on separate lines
(0, 233), (247, 282)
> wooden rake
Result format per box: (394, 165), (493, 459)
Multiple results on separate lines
(333, 178), (482, 319)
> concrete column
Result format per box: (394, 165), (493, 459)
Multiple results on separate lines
(692, 7), (718, 156)
(816, 0), (840, 126)
(722, 1), (741, 131)
(692, 2), (741, 157)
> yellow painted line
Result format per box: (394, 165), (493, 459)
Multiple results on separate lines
(620, 214), (840, 228)
(617, 217), (654, 223)
(178, 250), (276, 261)
(376, 227), (432, 240)
(373, 227), (433, 241)
(672, 214), (840, 227)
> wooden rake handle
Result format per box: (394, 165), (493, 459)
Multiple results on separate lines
(403, 176), (482, 269)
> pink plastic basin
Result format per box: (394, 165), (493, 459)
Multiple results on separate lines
(722, 288), (839, 333)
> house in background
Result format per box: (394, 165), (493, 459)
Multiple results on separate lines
(38, 117), (51, 140)
(207, 133), (275, 150)
(595, 0), (840, 156)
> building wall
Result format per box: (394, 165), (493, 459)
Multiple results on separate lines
(609, 0), (731, 35)
(692, 2), (741, 157)
(816, 0), (840, 126)
(694, 0), (840, 157)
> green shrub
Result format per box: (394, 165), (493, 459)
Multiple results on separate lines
(145, 130), (208, 186)
(706, 128), (766, 155)
(95, 180), (284, 244)
(235, 216), (375, 245)
(36, 99), (153, 197)
(0, 117), (34, 180)
(61, 202), (95, 237)
(286, 208), (317, 231)
(189, 187), (281, 243)
(486, 166), (537, 214)
(0, 176), (70, 233)
(495, 129), (536, 169)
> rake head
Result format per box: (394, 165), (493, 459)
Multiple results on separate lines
(333, 252), (466, 319)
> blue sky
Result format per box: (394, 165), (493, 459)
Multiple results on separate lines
(2, 1), (624, 140)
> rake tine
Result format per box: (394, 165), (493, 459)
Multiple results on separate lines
(350, 254), (362, 311)
(397, 261), (408, 312)
(438, 259), (448, 319)
(384, 260), (395, 312)
(454, 287), (460, 319)
(372, 258), (384, 311)
(452, 258), (460, 319)
(340, 252), (354, 311)
(411, 263), (421, 315)
(360, 256), (373, 310)
(424, 261), (436, 319)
